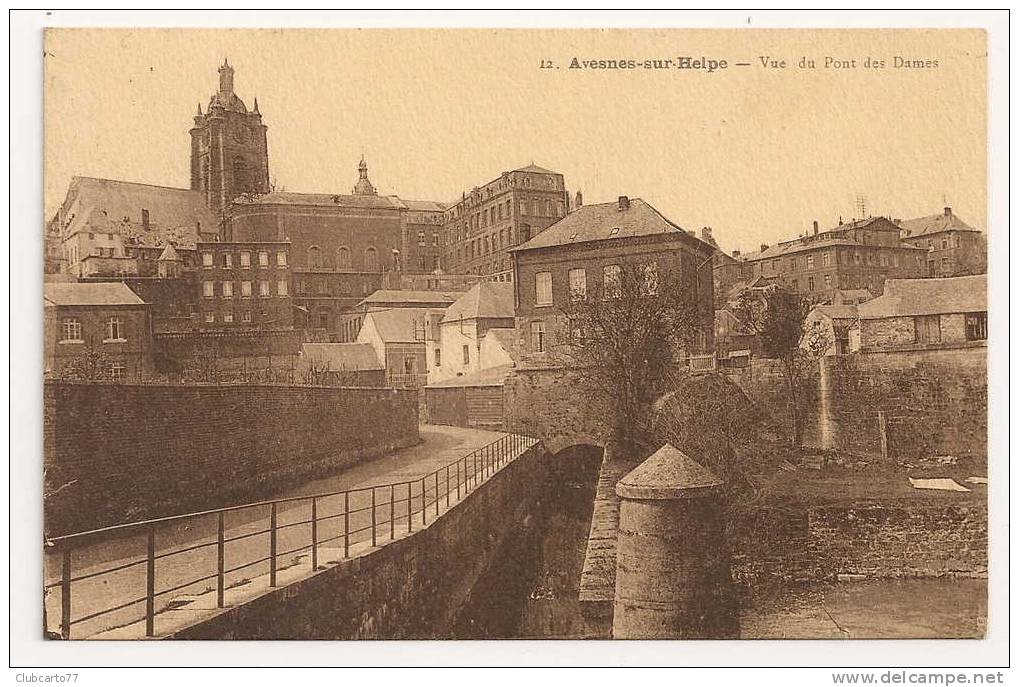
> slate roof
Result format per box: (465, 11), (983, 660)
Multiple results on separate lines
(298, 343), (383, 371)
(56, 177), (219, 249)
(514, 163), (559, 175)
(510, 198), (708, 253)
(898, 210), (980, 238)
(811, 304), (859, 321)
(358, 289), (465, 308)
(364, 308), (446, 343)
(232, 191), (407, 210)
(484, 327), (520, 361)
(402, 199), (448, 212)
(858, 275), (987, 319)
(44, 282), (146, 307)
(441, 282), (514, 323)
(616, 444), (723, 500)
(425, 364), (513, 388)
(754, 217), (915, 261)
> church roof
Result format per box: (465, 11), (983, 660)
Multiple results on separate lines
(514, 163), (559, 175)
(232, 191), (406, 210)
(207, 91), (247, 113)
(55, 177), (218, 249)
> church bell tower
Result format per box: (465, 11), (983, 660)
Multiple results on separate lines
(190, 60), (270, 215)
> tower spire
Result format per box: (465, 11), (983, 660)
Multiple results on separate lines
(253, 96), (260, 114)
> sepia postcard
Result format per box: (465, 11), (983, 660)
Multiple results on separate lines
(10, 10), (1010, 675)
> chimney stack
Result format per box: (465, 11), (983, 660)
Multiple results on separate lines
(944, 206), (952, 217)
(732, 250), (741, 259)
(760, 243), (769, 253)
(575, 190), (583, 209)
(813, 220), (819, 235)
(618, 195), (630, 211)
(700, 226), (713, 242)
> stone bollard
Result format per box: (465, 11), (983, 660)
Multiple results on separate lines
(612, 444), (738, 639)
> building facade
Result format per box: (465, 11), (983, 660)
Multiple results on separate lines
(441, 165), (569, 281)
(897, 207), (987, 277)
(510, 196), (716, 362)
(433, 282), (515, 382)
(195, 241), (293, 330)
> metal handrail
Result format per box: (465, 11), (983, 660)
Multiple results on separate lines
(46, 432), (535, 639)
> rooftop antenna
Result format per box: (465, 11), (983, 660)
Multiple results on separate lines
(854, 193), (867, 219)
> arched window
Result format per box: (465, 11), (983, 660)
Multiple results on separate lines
(336, 246), (351, 269)
(364, 246), (378, 272)
(233, 156), (248, 190)
(308, 246), (322, 268)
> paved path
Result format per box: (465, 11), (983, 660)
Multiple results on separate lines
(44, 425), (522, 639)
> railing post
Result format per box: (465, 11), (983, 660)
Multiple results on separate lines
(446, 465), (451, 507)
(473, 451), (478, 488)
(311, 498), (318, 571)
(216, 512), (225, 608)
(407, 482), (413, 532)
(390, 485), (396, 541)
(145, 528), (155, 637)
(60, 549), (71, 640)
(456, 460), (461, 500)
(435, 472), (440, 516)
(421, 478), (427, 526)
(343, 492), (350, 558)
(269, 503), (278, 587)
(371, 488), (377, 547)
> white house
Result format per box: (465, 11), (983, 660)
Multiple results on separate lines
(433, 282), (516, 382)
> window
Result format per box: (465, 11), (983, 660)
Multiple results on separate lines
(222, 281), (233, 298)
(434, 348), (441, 367)
(603, 264), (622, 299)
(535, 271), (553, 306)
(224, 253), (233, 268)
(791, 278), (798, 291)
(336, 246), (351, 269)
(223, 312), (234, 323)
(531, 321), (546, 353)
(202, 252), (214, 268)
(203, 281), (215, 298)
(60, 318), (82, 342)
(204, 312), (215, 323)
(807, 276), (815, 291)
(642, 262), (659, 295)
(824, 274), (833, 288)
(806, 254), (815, 268)
(364, 246), (379, 272)
(276, 251), (287, 267)
(141, 209), (150, 230)
(308, 246), (322, 269)
(569, 268), (587, 300)
(258, 251), (269, 268)
(259, 280), (271, 298)
(914, 315), (942, 344)
(520, 200), (528, 215)
(463, 344), (471, 365)
(240, 251), (251, 267)
(277, 280), (289, 297)
(241, 281), (252, 298)
(822, 252), (831, 267)
(105, 318), (123, 340)
(854, 252), (861, 265)
(242, 311), (252, 323)
(110, 363), (125, 382)
(965, 312), (987, 341)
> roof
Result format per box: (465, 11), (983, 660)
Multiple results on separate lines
(484, 327), (520, 361)
(232, 191), (407, 210)
(402, 199), (447, 212)
(57, 177), (219, 249)
(363, 308), (446, 343)
(425, 364), (513, 388)
(510, 198), (708, 253)
(898, 210), (980, 238)
(298, 343), (383, 371)
(514, 163), (559, 175)
(858, 275), (987, 319)
(831, 288), (872, 304)
(754, 217), (915, 261)
(358, 289), (465, 308)
(44, 282), (146, 307)
(810, 304), (859, 321)
(616, 444), (723, 500)
(441, 282), (514, 323)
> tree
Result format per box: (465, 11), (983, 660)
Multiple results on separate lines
(59, 340), (115, 382)
(731, 285), (829, 445)
(551, 264), (706, 460)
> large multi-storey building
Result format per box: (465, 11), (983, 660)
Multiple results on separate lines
(716, 216), (926, 304)
(897, 207), (987, 278)
(440, 165), (569, 282)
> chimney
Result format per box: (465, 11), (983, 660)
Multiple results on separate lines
(812, 220), (819, 235)
(732, 250), (741, 259)
(760, 243), (769, 252)
(618, 195), (630, 211)
(575, 190), (583, 209)
(700, 226), (713, 242)
(944, 206), (952, 217)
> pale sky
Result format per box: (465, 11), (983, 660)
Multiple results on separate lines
(44, 28), (986, 253)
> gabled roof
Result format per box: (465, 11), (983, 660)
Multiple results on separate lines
(402, 199), (448, 212)
(510, 198), (709, 253)
(57, 177), (219, 249)
(810, 304), (859, 321)
(514, 163), (559, 175)
(754, 217), (915, 261)
(44, 282), (146, 307)
(858, 275), (986, 319)
(358, 289), (464, 308)
(898, 210), (980, 238)
(483, 327), (520, 361)
(441, 282), (514, 323)
(831, 288), (872, 304)
(363, 308), (446, 343)
(232, 191), (407, 210)
(299, 343), (383, 371)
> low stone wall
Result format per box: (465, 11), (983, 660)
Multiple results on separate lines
(44, 381), (419, 536)
(734, 501), (987, 583)
(166, 442), (547, 639)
